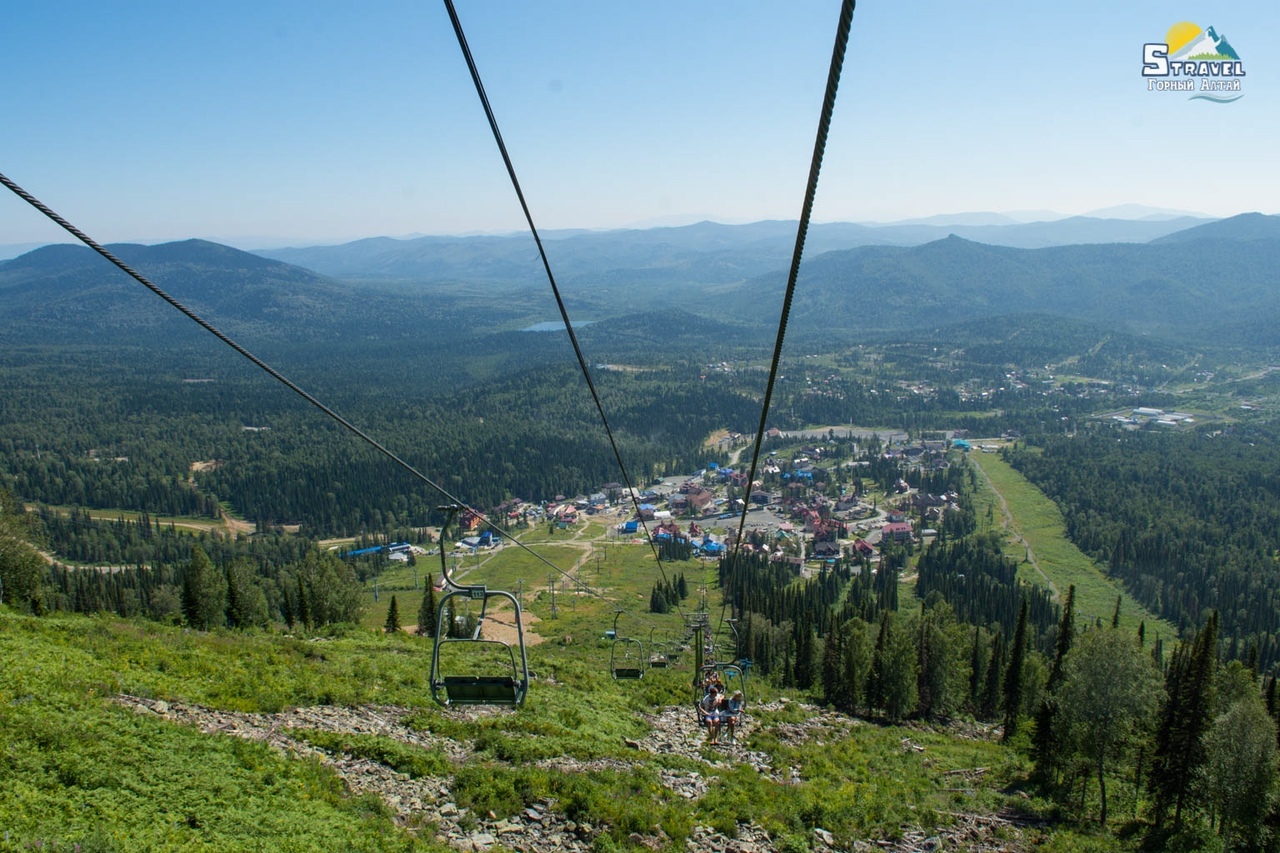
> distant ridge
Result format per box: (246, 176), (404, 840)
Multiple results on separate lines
(0, 239), (382, 344)
(1151, 212), (1280, 243)
(256, 216), (1219, 282)
(4, 226), (1280, 349)
(1084, 204), (1211, 221)
(717, 230), (1280, 342)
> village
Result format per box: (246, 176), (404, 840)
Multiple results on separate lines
(444, 430), (969, 580)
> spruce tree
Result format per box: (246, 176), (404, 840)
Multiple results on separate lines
(444, 598), (459, 638)
(650, 584), (669, 614)
(880, 618), (919, 722)
(224, 565), (241, 628)
(1150, 610), (1219, 827)
(1034, 585), (1076, 781)
(0, 490), (44, 610)
(842, 620), (872, 715)
(868, 611), (891, 713)
(296, 574), (311, 630)
(1002, 598), (1029, 742)
(795, 615), (815, 691)
(384, 594), (401, 634)
(181, 545), (225, 631)
(968, 626), (986, 714)
(417, 574), (437, 637)
(281, 589), (295, 630)
(822, 620), (845, 709)
(982, 632), (1006, 720)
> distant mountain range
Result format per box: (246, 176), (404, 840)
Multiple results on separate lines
(718, 218), (1280, 342)
(256, 215), (1219, 284)
(2, 213), (1278, 352)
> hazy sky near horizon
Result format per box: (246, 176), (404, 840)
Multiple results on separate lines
(2, 1), (1277, 248)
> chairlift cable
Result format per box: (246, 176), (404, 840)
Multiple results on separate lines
(721, 0), (857, 640)
(444, 0), (690, 620)
(0, 169), (615, 606)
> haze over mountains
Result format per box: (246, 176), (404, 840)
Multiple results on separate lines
(257, 215), (1217, 284)
(0, 207), (1216, 264)
(2, 213), (1277, 352)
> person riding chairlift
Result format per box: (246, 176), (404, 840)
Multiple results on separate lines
(700, 684), (723, 744)
(724, 690), (744, 744)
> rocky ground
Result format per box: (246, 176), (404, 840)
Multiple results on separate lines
(114, 695), (1038, 852)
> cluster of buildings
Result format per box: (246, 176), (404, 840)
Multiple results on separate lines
(1109, 407), (1197, 429)
(452, 433), (969, 574)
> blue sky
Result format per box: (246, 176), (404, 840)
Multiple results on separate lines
(2, 1), (1276, 249)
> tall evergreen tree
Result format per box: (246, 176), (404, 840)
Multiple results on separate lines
(650, 584), (669, 614)
(968, 626), (987, 714)
(417, 574), (437, 637)
(281, 587), (295, 630)
(868, 611), (891, 712)
(880, 617), (919, 722)
(181, 545), (225, 631)
(916, 601), (964, 719)
(822, 619), (846, 709)
(841, 618), (874, 715)
(794, 615), (816, 691)
(224, 560), (266, 629)
(1150, 610), (1219, 827)
(296, 574), (311, 630)
(981, 631), (1005, 721)
(384, 594), (401, 634)
(1034, 585), (1076, 782)
(0, 489), (45, 611)
(1002, 598), (1029, 742)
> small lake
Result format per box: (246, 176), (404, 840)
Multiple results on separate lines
(521, 320), (595, 332)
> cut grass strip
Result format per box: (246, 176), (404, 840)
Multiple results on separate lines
(967, 453), (1175, 638)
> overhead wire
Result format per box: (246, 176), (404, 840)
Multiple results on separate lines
(5, 0), (857, 650)
(720, 0), (858, 642)
(0, 169), (617, 608)
(443, 0), (687, 628)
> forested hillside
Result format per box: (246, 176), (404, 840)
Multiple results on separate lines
(1007, 428), (1280, 669)
(722, 227), (1280, 342)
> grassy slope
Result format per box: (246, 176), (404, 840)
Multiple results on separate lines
(968, 452), (1174, 638)
(0, 612), (439, 852)
(1, 502), (1144, 852)
(1, 606), (1085, 852)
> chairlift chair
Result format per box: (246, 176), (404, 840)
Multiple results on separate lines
(695, 661), (748, 743)
(608, 610), (645, 680)
(429, 505), (530, 707)
(647, 626), (669, 669)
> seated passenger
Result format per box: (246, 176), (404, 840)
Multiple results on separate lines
(700, 685), (722, 744)
(725, 690), (744, 743)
